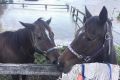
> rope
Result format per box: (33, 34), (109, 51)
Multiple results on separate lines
(107, 64), (112, 80)
(82, 64), (85, 80)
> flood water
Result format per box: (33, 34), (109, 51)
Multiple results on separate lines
(0, 4), (76, 46)
(0, 0), (120, 46)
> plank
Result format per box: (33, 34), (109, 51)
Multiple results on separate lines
(0, 64), (61, 76)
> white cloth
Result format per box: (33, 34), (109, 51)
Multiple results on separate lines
(59, 63), (119, 80)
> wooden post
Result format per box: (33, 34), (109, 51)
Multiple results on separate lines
(0, 64), (61, 76)
(66, 4), (69, 12)
(76, 11), (79, 23)
(45, 5), (47, 11)
(70, 6), (73, 13)
(71, 6), (74, 14)
(72, 8), (76, 22)
(22, 4), (24, 8)
(72, 8), (75, 18)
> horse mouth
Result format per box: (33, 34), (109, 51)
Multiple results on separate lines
(63, 67), (72, 73)
(57, 63), (72, 74)
(86, 36), (97, 41)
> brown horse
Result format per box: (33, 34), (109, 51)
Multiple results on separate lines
(57, 6), (117, 73)
(0, 18), (59, 80)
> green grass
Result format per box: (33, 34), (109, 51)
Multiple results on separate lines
(115, 46), (120, 64)
(117, 13), (120, 21)
(34, 46), (67, 64)
(34, 53), (47, 64)
(0, 46), (67, 80)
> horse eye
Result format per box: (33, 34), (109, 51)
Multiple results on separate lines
(38, 37), (42, 40)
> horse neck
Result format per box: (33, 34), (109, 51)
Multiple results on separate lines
(16, 28), (34, 49)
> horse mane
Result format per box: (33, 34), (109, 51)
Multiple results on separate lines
(35, 18), (53, 34)
(35, 18), (54, 40)
(1, 28), (33, 48)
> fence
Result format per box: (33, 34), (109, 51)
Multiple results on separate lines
(0, 3), (69, 11)
(0, 3), (119, 79)
(70, 6), (85, 28)
(0, 63), (60, 76)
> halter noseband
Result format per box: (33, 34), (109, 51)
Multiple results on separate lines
(35, 47), (58, 56)
(44, 47), (58, 54)
(31, 24), (58, 57)
(68, 21), (112, 62)
(68, 45), (91, 62)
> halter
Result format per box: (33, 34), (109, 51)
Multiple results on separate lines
(43, 47), (58, 56)
(35, 47), (58, 56)
(68, 21), (112, 62)
(31, 27), (58, 57)
(68, 45), (91, 62)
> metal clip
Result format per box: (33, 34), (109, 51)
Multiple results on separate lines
(105, 32), (111, 40)
(78, 55), (83, 59)
(84, 56), (91, 62)
(43, 51), (47, 56)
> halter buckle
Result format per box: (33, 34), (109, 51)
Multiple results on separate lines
(105, 32), (111, 40)
(43, 51), (47, 53)
(46, 47), (58, 53)
(43, 51), (47, 56)
(78, 55), (83, 59)
(84, 56), (91, 62)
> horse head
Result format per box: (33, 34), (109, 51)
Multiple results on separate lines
(20, 18), (59, 64)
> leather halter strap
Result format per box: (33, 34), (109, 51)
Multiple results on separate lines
(44, 47), (58, 54)
(35, 47), (58, 56)
(68, 45), (91, 62)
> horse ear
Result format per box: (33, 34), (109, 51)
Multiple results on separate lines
(83, 6), (92, 23)
(83, 16), (86, 23)
(99, 6), (108, 25)
(19, 21), (32, 28)
(46, 18), (52, 25)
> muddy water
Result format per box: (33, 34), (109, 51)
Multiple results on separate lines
(1, 0), (120, 45)
(1, 5), (75, 45)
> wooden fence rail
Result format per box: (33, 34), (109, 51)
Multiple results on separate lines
(70, 6), (85, 28)
(0, 63), (60, 76)
(0, 3), (69, 11)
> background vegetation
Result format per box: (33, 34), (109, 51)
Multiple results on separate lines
(117, 13), (120, 21)
(0, 46), (67, 80)
(35, 46), (67, 64)
(115, 46), (120, 64)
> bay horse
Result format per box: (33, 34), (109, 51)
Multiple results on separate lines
(57, 6), (117, 73)
(0, 18), (59, 80)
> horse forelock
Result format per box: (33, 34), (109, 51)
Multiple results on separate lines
(34, 18), (54, 42)
(44, 25), (54, 43)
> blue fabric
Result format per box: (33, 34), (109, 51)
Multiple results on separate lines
(107, 64), (112, 80)
(82, 64), (85, 80)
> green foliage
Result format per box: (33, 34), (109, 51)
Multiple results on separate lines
(34, 46), (67, 64)
(117, 13), (120, 21)
(34, 53), (47, 64)
(115, 46), (120, 64)
(0, 75), (11, 80)
(59, 46), (67, 53)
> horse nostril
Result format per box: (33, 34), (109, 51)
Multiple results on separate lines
(52, 60), (57, 64)
(57, 61), (64, 72)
